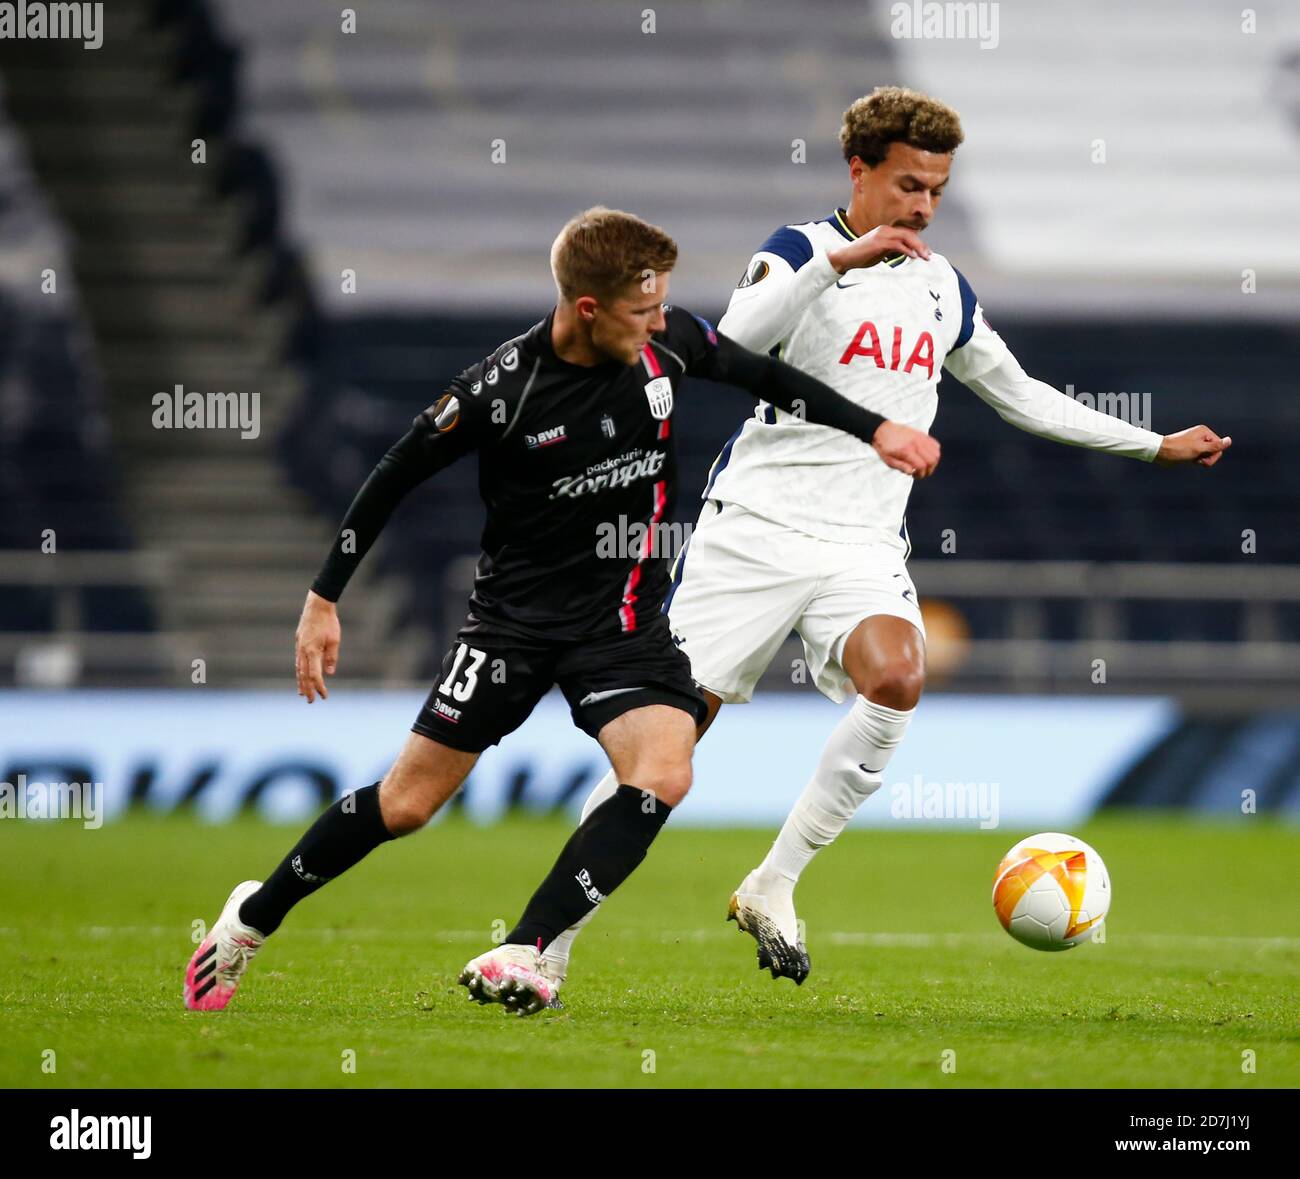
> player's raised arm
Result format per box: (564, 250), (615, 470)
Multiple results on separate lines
(719, 223), (932, 355)
(717, 228), (841, 354)
(296, 391), (477, 702)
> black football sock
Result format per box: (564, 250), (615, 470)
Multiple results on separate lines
(505, 784), (672, 950)
(237, 782), (395, 936)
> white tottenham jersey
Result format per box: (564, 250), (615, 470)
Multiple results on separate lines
(706, 209), (1160, 547)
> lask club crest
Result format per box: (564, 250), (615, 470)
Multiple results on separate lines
(644, 376), (673, 420)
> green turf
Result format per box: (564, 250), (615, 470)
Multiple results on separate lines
(1, 812), (1296, 1088)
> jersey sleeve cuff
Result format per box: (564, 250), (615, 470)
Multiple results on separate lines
(811, 248), (841, 286)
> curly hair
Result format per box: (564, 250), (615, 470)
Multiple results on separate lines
(840, 86), (964, 166)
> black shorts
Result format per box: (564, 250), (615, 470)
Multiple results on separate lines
(411, 613), (707, 753)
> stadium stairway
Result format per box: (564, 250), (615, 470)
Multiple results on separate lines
(0, 2), (410, 685)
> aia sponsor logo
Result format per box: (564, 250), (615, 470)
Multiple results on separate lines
(839, 321), (935, 378)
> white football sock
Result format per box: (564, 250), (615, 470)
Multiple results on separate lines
(754, 695), (913, 892)
(540, 768), (619, 973)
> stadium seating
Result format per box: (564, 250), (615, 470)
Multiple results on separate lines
(0, 116), (156, 660)
(208, 0), (1300, 316)
(3, 0), (1297, 686)
(198, 0), (1300, 671)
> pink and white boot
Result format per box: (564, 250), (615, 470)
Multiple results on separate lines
(458, 944), (560, 1016)
(184, 880), (267, 1011)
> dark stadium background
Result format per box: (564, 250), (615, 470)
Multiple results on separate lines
(1, 0), (1299, 817)
(2, 0), (1300, 1113)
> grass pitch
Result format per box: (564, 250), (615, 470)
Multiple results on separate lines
(1, 812), (1296, 1088)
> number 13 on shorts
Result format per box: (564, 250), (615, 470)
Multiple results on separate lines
(438, 643), (487, 701)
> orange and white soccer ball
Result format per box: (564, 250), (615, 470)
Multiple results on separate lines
(992, 832), (1110, 951)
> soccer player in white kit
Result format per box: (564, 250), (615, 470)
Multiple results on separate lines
(541, 87), (1230, 988)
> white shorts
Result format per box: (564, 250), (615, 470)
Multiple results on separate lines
(664, 500), (925, 704)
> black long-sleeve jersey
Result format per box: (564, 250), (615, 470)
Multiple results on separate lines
(311, 305), (886, 642)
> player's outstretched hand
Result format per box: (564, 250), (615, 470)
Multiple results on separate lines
(295, 590), (341, 702)
(827, 224), (932, 273)
(1154, 425), (1232, 468)
(873, 421), (941, 478)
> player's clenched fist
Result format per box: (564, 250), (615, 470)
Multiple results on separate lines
(827, 225), (932, 273)
(873, 421), (941, 478)
(1154, 425), (1233, 468)
(295, 590), (341, 702)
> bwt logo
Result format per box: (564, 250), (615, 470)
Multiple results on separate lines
(432, 699), (463, 723)
(525, 425), (567, 449)
(50, 1110), (151, 1159)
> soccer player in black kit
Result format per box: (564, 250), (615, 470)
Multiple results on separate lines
(183, 207), (940, 1016)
